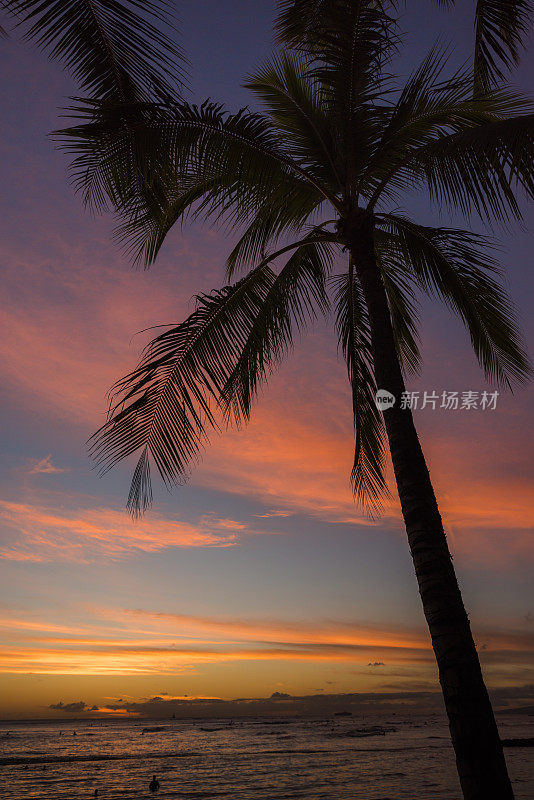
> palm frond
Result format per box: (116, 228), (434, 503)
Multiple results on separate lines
(275, 0), (328, 47)
(91, 265), (275, 516)
(275, 0), (397, 70)
(474, 0), (532, 92)
(57, 97), (337, 222)
(276, 0), (399, 192)
(374, 229), (422, 375)
(364, 45), (534, 214)
(113, 178), (216, 267)
(221, 239), (334, 424)
(225, 207), (334, 279)
(332, 263), (390, 514)
(0, 0), (185, 100)
(245, 50), (344, 192)
(411, 110), (534, 221)
(361, 45), (471, 196)
(380, 215), (531, 387)
(91, 236), (332, 515)
(55, 97), (156, 211)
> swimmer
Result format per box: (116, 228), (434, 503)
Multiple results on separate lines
(149, 774), (160, 792)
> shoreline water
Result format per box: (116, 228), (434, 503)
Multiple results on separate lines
(1, 712), (532, 799)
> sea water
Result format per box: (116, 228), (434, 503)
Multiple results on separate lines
(0, 713), (532, 799)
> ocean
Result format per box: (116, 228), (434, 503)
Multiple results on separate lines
(0, 713), (532, 799)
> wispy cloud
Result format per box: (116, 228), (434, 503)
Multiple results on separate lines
(193, 393), (534, 564)
(113, 608), (429, 650)
(0, 501), (256, 562)
(2, 605), (530, 680)
(26, 455), (69, 475)
(253, 510), (293, 519)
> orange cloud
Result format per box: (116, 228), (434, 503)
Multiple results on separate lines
(0, 501), (247, 562)
(193, 398), (533, 562)
(195, 400), (388, 525)
(0, 644), (436, 676)
(114, 608), (428, 651)
(2, 606), (530, 679)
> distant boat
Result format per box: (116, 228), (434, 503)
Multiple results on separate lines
(334, 711), (352, 717)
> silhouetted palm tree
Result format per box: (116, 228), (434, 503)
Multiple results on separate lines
(2, 2), (533, 799)
(71, 11), (534, 800)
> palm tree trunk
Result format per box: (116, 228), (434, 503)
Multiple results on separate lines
(345, 212), (514, 800)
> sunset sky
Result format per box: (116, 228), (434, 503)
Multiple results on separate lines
(0, 0), (532, 719)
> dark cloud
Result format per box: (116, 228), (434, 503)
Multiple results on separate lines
(105, 691), (445, 719)
(106, 685), (534, 720)
(49, 701), (98, 713)
(47, 685), (534, 720)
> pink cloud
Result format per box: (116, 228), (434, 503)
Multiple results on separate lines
(0, 500), (251, 562)
(0, 228), (222, 426)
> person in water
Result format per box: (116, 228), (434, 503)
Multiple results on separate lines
(149, 775), (160, 792)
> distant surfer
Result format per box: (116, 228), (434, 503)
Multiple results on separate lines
(149, 775), (160, 792)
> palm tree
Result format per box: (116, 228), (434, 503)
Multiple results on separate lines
(2, 1), (533, 798)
